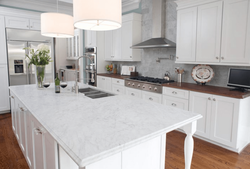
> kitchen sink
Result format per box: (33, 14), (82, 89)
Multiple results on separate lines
(79, 88), (115, 99)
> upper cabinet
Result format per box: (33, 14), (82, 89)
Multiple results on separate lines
(0, 15), (7, 64)
(85, 30), (97, 47)
(5, 16), (40, 30)
(104, 13), (142, 62)
(176, 0), (250, 66)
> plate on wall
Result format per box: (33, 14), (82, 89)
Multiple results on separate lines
(191, 65), (214, 85)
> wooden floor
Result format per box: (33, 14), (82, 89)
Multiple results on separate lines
(1, 113), (250, 169)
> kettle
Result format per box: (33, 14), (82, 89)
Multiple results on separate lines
(164, 71), (171, 81)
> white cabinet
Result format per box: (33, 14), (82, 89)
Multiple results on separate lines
(163, 87), (189, 99)
(5, 16), (40, 30)
(85, 30), (96, 47)
(31, 115), (58, 169)
(68, 29), (81, 57)
(196, 1), (223, 62)
(162, 96), (189, 110)
(176, 7), (197, 62)
(0, 65), (10, 112)
(97, 76), (112, 92)
(221, 0), (250, 64)
(126, 87), (142, 98)
(189, 92), (212, 138)
(112, 84), (125, 95)
(104, 29), (121, 60)
(104, 13), (141, 61)
(189, 91), (250, 151)
(86, 153), (121, 169)
(176, 0), (250, 66)
(142, 91), (162, 104)
(0, 15), (7, 64)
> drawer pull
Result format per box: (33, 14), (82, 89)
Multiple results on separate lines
(117, 89), (120, 92)
(131, 93), (135, 96)
(172, 103), (177, 107)
(172, 91), (177, 94)
(213, 98), (216, 101)
(117, 81), (119, 83)
(34, 128), (42, 135)
(20, 107), (25, 112)
(10, 96), (14, 99)
(208, 97), (211, 100)
(102, 78), (105, 80)
(149, 97), (153, 101)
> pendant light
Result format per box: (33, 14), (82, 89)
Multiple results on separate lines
(73, 0), (122, 31)
(41, 0), (74, 38)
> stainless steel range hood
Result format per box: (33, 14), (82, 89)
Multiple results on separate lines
(131, 0), (176, 49)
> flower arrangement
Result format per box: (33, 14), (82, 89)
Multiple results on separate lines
(24, 43), (52, 67)
(24, 44), (52, 88)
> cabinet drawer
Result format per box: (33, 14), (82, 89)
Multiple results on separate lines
(126, 87), (142, 98)
(112, 84), (125, 95)
(142, 91), (162, 104)
(163, 87), (189, 99)
(112, 78), (124, 86)
(162, 96), (189, 110)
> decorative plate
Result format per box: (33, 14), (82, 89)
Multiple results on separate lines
(191, 65), (214, 85)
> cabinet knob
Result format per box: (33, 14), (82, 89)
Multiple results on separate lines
(172, 91), (177, 94)
(213, 98), (216, 101)
(117, 89), (120, 92)
(131, 93), (135, 96)
(117, 81), (119, 83)
(221, 57), (224, 60)
(30, 26), (33, 28)
(172, 103), (177, 107)
(102, 78), (105, 80)
(130, 56), (132, 58)
(216, 57), (219, 60)
(176, 57), (179, 59)
(20, 107), (25, 111)
(10, 96), (14, 99)
(149, 97), (153, 101)
(27, 25), (29, 28)
(34, 128), (42, 135)
(208, 97), (211, 100)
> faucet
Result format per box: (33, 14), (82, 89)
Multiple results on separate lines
(73, 55), (95, 93)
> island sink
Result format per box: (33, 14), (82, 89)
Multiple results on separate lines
(78, 88), (114, 99)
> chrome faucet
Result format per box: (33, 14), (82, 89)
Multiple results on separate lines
(73, 55), (95, 93)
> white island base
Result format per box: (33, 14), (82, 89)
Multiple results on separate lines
(59, 122), (197, 169)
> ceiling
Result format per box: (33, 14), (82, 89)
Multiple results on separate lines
(0, 0), (141, 15)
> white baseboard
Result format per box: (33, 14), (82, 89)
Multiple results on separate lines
(0, 110), (10, 114)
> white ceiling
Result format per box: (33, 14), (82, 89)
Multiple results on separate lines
(0, 0), (141, 15)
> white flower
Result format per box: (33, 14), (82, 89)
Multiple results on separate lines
(25, 57), (30, 64)
(37, 43), (50, 52)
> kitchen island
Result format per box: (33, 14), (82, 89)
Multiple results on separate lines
(9, 84), (202, 169)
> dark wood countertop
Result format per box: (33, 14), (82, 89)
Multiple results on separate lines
(162, 82), (250, 99)
(97, 73), (131, 80)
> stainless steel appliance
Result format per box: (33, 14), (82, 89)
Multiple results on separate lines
(125, 76), (174, 94)
(6, 28), (53, 86)
(83, 47), (97, 86)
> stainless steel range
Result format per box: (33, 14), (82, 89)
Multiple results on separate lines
(125, 76), (174, 94)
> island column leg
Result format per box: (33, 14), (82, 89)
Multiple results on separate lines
(183, 121), (197, 169)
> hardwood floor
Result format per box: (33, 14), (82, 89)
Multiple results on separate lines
(1, 113), (250, 169)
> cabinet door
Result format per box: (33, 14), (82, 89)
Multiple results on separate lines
(142, 91), (162, 104)
(121, 21), (133, 60)
(189, 92), (212, 138)
(0, 15), (7, 64)
(105, 77), (112, 92)
(44, 132), (58, 169)
(5, 16), (29, 29)
(126, 87), (142, 98)
(18, 103), (27, 154)
(26, 112), (34, 169)
(0, 65), (10, 112)
(221, 0), (250, 63)
(97, 76), (106, 90)
(86, 30), (96, 47)
(210, 96), (239, 147)
(162, 96), (189, 111)
(10, 94), (16, 133)
(112, 28), (122, 60)
(196, 1), (223, 62)
(29, 19), (41, 30)
(104, 31), (113, 60)
(176, 7), (197, 62)
(122, 136), (162, 169)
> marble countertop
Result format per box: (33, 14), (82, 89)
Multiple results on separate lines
(9, 84), (202, 167)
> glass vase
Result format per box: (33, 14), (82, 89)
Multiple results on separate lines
(35, 65), (46, 88)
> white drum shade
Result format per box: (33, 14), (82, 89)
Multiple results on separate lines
(41, 13), (74, 38)
(73, 0), (122, 31)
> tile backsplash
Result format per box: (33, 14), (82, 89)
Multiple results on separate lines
(114, 0), (250, 87)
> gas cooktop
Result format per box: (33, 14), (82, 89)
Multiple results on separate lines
(125, 76), (175, 94)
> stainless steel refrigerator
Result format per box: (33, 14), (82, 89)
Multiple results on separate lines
(6, 28), (54, 86)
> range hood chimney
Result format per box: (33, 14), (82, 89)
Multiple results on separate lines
(131, 0), (176, 49)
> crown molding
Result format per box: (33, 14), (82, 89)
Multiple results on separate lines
(0, 0), (73, 15)
(0, 6), (41, 19)
(175, 0), (221, 10)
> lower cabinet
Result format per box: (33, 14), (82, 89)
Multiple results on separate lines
(0, 65), (10, 112)
(189, 91), (249, 152)
(97, 76), (112, 92)
(142, 91), (162, 103)
(10, 92), (58, 169)
(112, 84), (125, 95)
(126, 87), (142, 98)
(162, 95), (189, 110)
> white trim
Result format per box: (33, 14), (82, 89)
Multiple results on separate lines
(0, 0), (73, 15)
(175, 0), (222, 10)
(175, 61), (250, 67)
